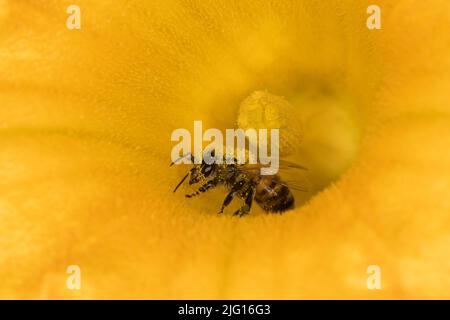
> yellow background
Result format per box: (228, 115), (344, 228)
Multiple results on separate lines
(1, 0), (450, 299)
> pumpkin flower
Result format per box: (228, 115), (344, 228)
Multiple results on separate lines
(1, 0), (450, 299)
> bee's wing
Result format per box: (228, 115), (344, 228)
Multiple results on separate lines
(236, 160), (311, 192)
(278, 159), (308, 171)
(277, 179), (310, 192)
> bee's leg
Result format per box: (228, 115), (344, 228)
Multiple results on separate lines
(218, 190), (236, 214)
(185, 180), (216, 198)
(233, 187), (255, 217)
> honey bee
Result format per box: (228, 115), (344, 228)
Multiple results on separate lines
(170, 152), (308, 216)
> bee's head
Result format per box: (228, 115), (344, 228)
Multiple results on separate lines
(225, 164), (237, 179)
(189, 163), (215, 185)
(189, 165), (201, 185)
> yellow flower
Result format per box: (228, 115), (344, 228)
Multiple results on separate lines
(1, 0), (450, 299)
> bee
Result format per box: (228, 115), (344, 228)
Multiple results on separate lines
(170, 152), (308, 217)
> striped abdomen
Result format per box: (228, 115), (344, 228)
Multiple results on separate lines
(254, 176), (295, 212)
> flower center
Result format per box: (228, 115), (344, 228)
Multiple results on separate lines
(238, 90), (360, 206)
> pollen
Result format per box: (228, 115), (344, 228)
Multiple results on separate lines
(237, 91), (303, 156)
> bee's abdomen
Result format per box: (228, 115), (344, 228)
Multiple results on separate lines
(255, 181), (295, 213)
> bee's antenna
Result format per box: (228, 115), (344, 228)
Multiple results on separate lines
(170, 153), (194, 167)
(173, 172), (190, 193)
